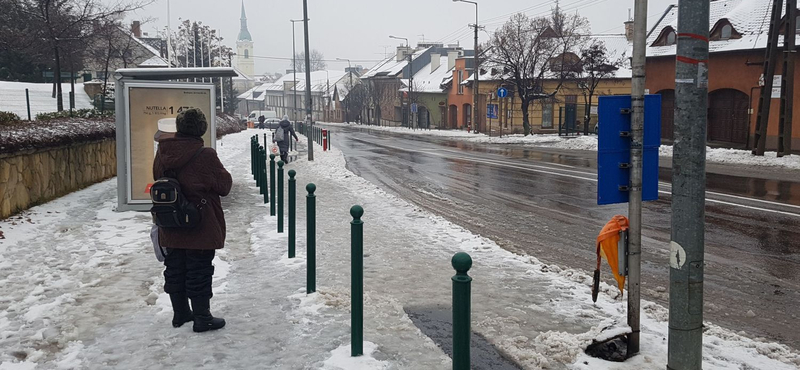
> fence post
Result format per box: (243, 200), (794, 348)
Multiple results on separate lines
(306, 183), (316, 294)
(452, 252), (473, 370)
(277, 161), (285, 233)
(270, 154), (276, 216)
(25, 89), (31, 121)
(258, 147), (265, 193)
(288, 170), (296, 258)
(263, 149), (269, 204)
(350, 205), (364, 357)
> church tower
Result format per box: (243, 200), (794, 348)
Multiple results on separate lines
(236, 1), (254, 77)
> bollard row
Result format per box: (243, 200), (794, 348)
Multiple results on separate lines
(253, 135), (472, 367)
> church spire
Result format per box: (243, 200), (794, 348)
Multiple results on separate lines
(238, 1), (252, 41)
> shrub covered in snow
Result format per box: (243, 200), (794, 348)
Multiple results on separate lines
(0, 118), (115, 154)
(216, 114), (242, 138)
(35, 109), (114, 121)
(0, 111), (21, 125)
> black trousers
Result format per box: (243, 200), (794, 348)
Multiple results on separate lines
(163, 249), (215, 299)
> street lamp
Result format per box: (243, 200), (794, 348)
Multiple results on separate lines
(336, 57), (352, 123)
(453, 0), (480, 133)
(389, 35), (413, 129)
(290, 19), (304, 121)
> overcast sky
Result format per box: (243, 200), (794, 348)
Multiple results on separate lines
(124, 0), (676, 75)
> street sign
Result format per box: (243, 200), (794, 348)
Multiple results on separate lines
(597, 95), (661, 205)
(487, 104), (498, 119)
(411, 103), (418, 113)
(497, 87), (508, 98)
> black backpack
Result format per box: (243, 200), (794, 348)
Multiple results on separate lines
(150, 147), (206, 228)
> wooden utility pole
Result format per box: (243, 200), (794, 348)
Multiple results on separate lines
(779, 0), (796, 156)
(753, 0), (784, 155)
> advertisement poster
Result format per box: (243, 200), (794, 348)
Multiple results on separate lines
(125, 83), (215, 202)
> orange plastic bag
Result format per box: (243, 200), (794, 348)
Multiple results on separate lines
(596, 215), (629, 294)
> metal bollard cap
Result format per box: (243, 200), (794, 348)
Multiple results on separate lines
(270, 153), (276, 160)
(278, 160), (285, 168)
(288, 170), (296, 178)
(306, 183), (316, 194)
(350, 205), (364, 220)
(451, 252), (472, 274)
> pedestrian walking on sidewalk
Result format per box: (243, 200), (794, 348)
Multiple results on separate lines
(153, 108), (233, 333)
(274, 115), (299, 163)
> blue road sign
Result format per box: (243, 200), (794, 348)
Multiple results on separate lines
(497, 87), (508, 98)
(487, 104), (498, 119)
(597, 95), (662, 205)
(411, 103), (418, 113)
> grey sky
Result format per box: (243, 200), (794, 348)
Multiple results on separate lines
(124, 0), (675, 75)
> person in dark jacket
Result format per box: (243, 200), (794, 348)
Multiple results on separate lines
(274, 115), (299, 164)
(258, 115), (266, 129)
(153, 108), (232, 333)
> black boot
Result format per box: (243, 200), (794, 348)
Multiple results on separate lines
(169, 293), (194, 328)
(190, 297), (225, 333)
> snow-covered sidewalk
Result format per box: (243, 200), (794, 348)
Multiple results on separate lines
(321, 122), (800, 170)
(0, 129), (798, 369)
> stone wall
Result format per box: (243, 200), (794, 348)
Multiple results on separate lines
(0, 139), (116, 219)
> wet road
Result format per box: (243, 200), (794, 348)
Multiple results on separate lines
(325, 125), (800, 350)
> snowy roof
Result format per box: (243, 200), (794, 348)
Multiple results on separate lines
(138, 56), (170, 68)
(232, 65), (255, 81)
(257, 70), (350, 96)
(647, 0), (799, 57)
(400, 56), (453, 94)
(362, 48), (432, 78)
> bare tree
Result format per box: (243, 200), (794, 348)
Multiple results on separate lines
(293, 49), (326, 72)
(488, 8), (588, 135)
(576, 40), (625, 133)
(10, 0), (154, 111)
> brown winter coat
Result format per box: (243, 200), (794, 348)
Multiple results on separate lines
(153, 134), (232, 250)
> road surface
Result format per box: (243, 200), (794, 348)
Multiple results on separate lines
(324, 124), (800, 350)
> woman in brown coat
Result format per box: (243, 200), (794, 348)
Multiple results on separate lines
(153, 108), (232, 333)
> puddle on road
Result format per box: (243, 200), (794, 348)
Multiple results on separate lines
(404, 305), (523, 370)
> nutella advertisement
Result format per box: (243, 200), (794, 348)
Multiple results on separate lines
(125, 83), (215, 202)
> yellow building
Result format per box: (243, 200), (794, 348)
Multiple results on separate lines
(474, 35), (632, 135)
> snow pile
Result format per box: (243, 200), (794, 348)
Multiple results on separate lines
(660, 145), (800, 170)
(0, 81), (94, 119)
(320, 121), (477, 138)
(0, 129), (797, 369)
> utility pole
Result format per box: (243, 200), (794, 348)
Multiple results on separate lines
(779, 0), (796, 157)
(166, 0), (172, 67)
(303, 0), (314, 161)
(219, 29), (225, 112)
(291, 19), (302, 122)
(668, 0), (709, 368)
(628, 0), (647, 356)
(453, 0), (479, 133)
(752, 0), (783, 156)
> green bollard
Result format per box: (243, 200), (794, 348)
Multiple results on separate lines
(350, 205), (364, 357)
(277, 161), (285, 233)
(262, 150), (268, 204)
(306, 183), (316, 294)
(251, 137), (255, 176)
(451, 252), (473, 370)
(259, 148), (265, 194)
(288, 170), (296, 258)
(270, 154), (276, 216)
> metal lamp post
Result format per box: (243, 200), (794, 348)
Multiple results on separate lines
(290, 19), (303, 122)
(389, 35), (413, 128)
(336, 57), (352, 123)
(453, 0), (479, 133)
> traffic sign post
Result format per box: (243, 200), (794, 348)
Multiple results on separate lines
(596, 95), (661, 205)
(497, 87), (508, 98)
(486, 104), (498, 119)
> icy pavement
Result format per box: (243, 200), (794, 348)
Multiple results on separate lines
(0, 81), (94, 119)
(0, 129), (798, 369)
(321, 122), (800, 170)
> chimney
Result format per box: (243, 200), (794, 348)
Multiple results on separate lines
(430, 53), (441, 72)
(624, 21), (634, 42)
(447, 51), (459, 70)
(396, 46), (411, 62)
(131, 21), (141, 38)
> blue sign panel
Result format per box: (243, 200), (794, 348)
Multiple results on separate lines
(411, 103), (418, 113)
(597, 95), (661, 205)
(497, 87), (508, 98)
(487, 104), (499, 119)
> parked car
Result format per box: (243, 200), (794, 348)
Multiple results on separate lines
(247, 110), (278, 128)
(264, 118), (281, 130)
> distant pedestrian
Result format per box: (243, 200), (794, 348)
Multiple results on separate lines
(258, 115), (266, 129)
(153, 108), (232, 333)
(274, 115), (299, 163)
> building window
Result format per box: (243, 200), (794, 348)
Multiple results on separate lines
(721, 24), (732, 40)
(457, 71), (464, 94)
(244, 49), (249, 59)
(542, 101), (553, 128)
(666, 30), (676, 45)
